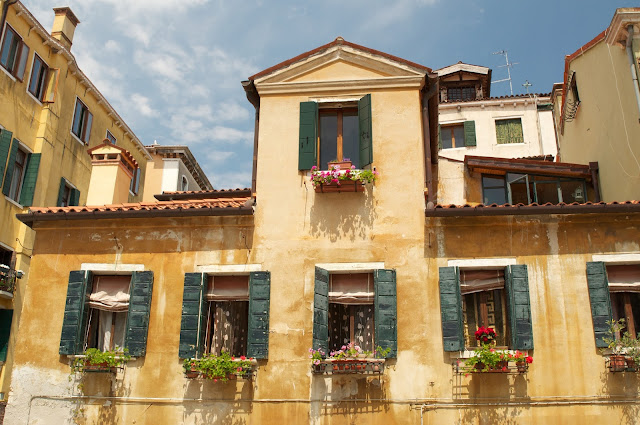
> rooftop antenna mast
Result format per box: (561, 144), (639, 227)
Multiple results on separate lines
(492, 50), (518, 96)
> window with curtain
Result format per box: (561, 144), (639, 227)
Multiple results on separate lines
(460, 269), (509, 348)
(495, 118), (524, 144)
(607, 264), (640, 339)
(86, 275), (130, 352)
(204, 275), (249, 357)
(328, 273), (374, 352)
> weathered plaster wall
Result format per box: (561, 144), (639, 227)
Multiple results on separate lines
(559, 41), (640, 202)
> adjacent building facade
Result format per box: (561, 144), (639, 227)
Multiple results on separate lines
(0, 1), (151, 400)
(555, 8), (640, 202)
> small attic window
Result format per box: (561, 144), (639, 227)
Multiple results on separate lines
(447, 86), (475, 102)
(181, 176), (188, 191)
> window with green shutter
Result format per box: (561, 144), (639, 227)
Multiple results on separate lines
(439, 265), (534, 351)
(57, 178), (80, 207)
(0, 130), (13, 184)
(2, 138), (40, 206)
(298, 94), (373, 171)
(179, 271), (271, 359)
(59, 270), (154, 356)
(313, 267), (397, 358)
(439, 121), (476, 149)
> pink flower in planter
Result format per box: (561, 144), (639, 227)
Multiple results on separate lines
(237, 367), (243, 372)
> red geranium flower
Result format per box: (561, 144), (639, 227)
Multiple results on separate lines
(240, 356), (246, 360)
(526, 356), (533, 364)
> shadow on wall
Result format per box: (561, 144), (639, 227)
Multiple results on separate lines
(182, 376), (253, 424)
(600, 364), (640, 425)
(309, 186), (377, 242)
(309, 374), (389, 421)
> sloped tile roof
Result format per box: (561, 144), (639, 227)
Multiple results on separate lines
(426, 200), (640, 217)
(155, 188), (252, 201)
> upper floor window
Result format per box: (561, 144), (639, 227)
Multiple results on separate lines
(28, 54), (48, 101)
(204, 275), (249, 357)
(7, 146), (27, 202)
(0, 246), (12, 267)
(57, 177), (80, 207)
(71, 98), (93, 144)
(495, 118), (524, 144)
(461, 269), (509, 347)
(129, 168), (141, 195)
(447, 86), (475, 102)
(298, 94), (372, 171)
(86, 275), (131, 352)
(481, 173), (588, 205)
(0, 24), (28, 81)
(439, 121), (477, 150)
(105, 130), (117, 145)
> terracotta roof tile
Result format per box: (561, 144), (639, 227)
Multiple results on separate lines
(17, 197), (254, 227)
(154, 188), (252, 201)
(426, 200), (640, 217)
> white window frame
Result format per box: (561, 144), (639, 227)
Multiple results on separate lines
(26, 52), (48, 104)
(0, 22), (27, 82)
(105, 130), (117, 145)
(70, 97), (92, 146)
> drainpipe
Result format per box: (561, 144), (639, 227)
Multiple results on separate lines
(0, 0), (19, 39)
(626, 25), (640, 122)
(242, 80), (260, 196)
(421, 74), (439, 207)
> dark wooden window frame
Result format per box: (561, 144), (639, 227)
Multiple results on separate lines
(318, 107), (358, 167)
(0, 23), (28, 81)
(482, 173), (588, 205)
(28, 53), (49, 101)
(440, 123), (465, 149)
(71, 97), (93, 144)
(8, 143), (29, 202)
(105, 130), (117, 145)
(447, 86), (476, 102)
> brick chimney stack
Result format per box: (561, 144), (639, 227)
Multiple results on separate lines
(51, 7), (80, 50)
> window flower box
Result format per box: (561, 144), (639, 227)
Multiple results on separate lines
(456, 327), (533, 374)
(183, 351), (256, 381)
(70, 348), (131, 374)
(312, 359), (385, 375)
(602, 319), (640, 373)
(310, 165), (377, 194)
(0, 264), (19, 299)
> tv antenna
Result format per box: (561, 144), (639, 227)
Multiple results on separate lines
(492, 50), (518, 96)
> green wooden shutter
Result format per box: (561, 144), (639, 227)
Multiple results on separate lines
(70, 188), (80, 206)
(438, 125), (442, 150)
(299, 101), (318, 170)
(2, 139), (19, 196)
(56, 178), (67, 207)
(586, 261), (613, 348)
(0, 130), (13, 184)
(19, 153), (40, 206)
(59, 270), (93, 355)
(374, 269), (397, 358)
(439, 267), (464, 351)
(312, 267), (329, 352)
(247, 271), (270, 359)
(125, 271), (154, 357)
(358, 94), (373, 167)
(463, 121), (476, 147)
(0, 309), (13, 362)
(505, 265), (534, 350)
(179, 273), (206, 358)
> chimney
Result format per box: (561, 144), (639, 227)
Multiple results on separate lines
(51, 7), (80, 50)
(86, 142), (137, 206)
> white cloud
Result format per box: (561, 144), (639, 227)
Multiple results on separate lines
(211, 126), (253, 144)
(131, 93), (158, 117)
(209, 171), (252, 190)
(104, 40), (122, 53)
(206, 151), (235, 163)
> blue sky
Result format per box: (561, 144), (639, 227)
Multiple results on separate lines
(22, 0), (637, 189)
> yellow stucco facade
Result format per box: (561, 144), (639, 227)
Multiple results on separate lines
(557, 8), (640, 202)
(0, 1), (150, 399)
(4, 36), (640, 425)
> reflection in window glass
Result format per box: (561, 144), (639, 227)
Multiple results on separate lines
(342, 112), (359, 169)
(482, 176), (506, 205)
(319, 112), (338, 170)
(508, 174), (530, 204)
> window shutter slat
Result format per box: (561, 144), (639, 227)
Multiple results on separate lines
(586, 261), (613, 348)
(0, 309), (13, 362)
(70, 188), (80, 206)
(2, 139), (19, 197)
(505, 265), (534, 350)
(247, 271), (270, 359)
(179, 273), (206, 358)
(0, 130), (13, 184)
(56, 178), (67, 207)
(59, 270), (93, 355)
(298, 101), (318, 170)
(18, 153), (41, 206)
(463, 121), (477, 147)
(124, 271), (154, 357)
(439, 267), (464, 351)
(358, 94), (373, 167)
(313, 267), (329, 352)
(374, 269), (397, 358)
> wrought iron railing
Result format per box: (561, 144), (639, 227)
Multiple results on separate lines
(0, 264), (18, 294)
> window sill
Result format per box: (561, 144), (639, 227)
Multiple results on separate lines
(70, 131), (86, 146)
(4, 196), (24, 210)
(26, 90), (44, 106)
(0, 65), (17, 82)
(312, 358), (385, 375)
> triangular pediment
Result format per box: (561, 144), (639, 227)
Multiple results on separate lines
(254, 41), (428, 85)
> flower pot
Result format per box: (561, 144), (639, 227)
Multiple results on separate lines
(475, 361), (508, 372)
(625, 357), (637, 371)
(185, 369), (199, 379)
(516, 362), (527, 373)
(328, 161), (352, 169)
(609, 354), (627, 372)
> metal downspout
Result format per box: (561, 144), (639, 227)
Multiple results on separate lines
(626, 25), (640, 121)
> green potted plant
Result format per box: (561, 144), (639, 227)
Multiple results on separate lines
(602, 318), (639, 372)
(309, 343), (389, 374)
(71, 348), (131, 373)
(183, 350), (254, 381)
(511, 350), (534, 373)
(310, 165), (378, 193)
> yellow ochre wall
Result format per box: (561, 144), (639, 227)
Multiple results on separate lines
(0, 3), (149, 398)
(559, 40), (640, 202)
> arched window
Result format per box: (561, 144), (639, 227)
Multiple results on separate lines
(181, 175), (188, 192)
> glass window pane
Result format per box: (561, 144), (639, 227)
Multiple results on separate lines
(534, 180), (559, 204)
(342, 111), (359, 168)
(441, 127), (453, 149)
(319, 112), (337, 170)
(453, 125), (464, 148)
(72, 100), (83, 136)
(559, 179), (587, 203)
(0, 29), (14, 68)
(463, 290), (508, 348)
(84, 112), (93, 142)
(6, 34), (18, 71)
(28, 56), (42, 95)
(482, 176), (506, 204)
(496, 118), (524, 144)
(16, 43), (28, 79)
